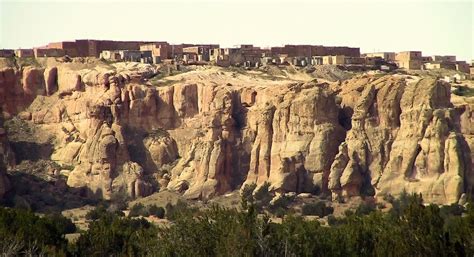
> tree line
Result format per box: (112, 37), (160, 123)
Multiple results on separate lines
(0, 191), (473, 257)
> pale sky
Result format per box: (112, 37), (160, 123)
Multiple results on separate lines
(0, 0), (473, 61)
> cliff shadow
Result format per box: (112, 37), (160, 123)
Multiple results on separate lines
(1, 172), (102, 214)
(10, 141), (54, 164)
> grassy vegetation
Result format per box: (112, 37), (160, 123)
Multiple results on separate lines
(16, 57), (42, 68)
(4, 117), (35, 141)
(147, 65), (190, 87)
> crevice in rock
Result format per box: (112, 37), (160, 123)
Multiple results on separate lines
(338, 106), (353, 130)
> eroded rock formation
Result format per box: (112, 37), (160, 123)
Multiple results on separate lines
(329, 76), (472, 204)
(0, 63), (472, 204)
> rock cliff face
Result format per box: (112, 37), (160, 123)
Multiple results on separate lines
(452, 89), (474, 202)
(328, 76), (471, 204)
(0, 63), (472, 204)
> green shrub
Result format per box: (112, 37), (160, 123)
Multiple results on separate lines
(355, 201), (376, 216)
(165, 200), (198, 221)
(302, 201), (334, 217)
(240, 182), (274, 212)
(240, 183), (257, 207)
(85, 206), (123, 220)
(440, 203), (464, 218)
(73, 213), (151, 256)
(129, 203), (148, 217)
(0, 207), (74, 255)
(452, 85), (474, 97)
(268, 194), (295, 217)
(85, 206), (108, 220)
(148, 205), (165, 218)
(128, 203), (165, 218)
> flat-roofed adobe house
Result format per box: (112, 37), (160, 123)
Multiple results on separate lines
(395, 51), (422, 70)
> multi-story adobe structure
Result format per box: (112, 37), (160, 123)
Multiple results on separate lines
(210, 47), (242, 66)
(140, 42), (169, 63)
(182, 45), (219, 62)
(45, 40), (160, 58)
(45, 40), (206, 64)
(395, 51), (423, 70)
(240, 45), (265, 67)
(210, 45), (263, 67)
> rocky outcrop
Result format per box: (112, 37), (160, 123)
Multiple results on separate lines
(328, 76), (405, 200)
(1, 63), (472, 204)
(243, 83), (345, 195)
(447, 89), (474, 202)
(328, 76), (472, 204)
(1, 67), (23, 115)
(44, 67), (58, 96)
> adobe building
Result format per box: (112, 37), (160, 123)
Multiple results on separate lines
(100, 50), (152, 63)
(210, 48), (242, 67)
(43, 40), (160, 58)
(291, 56), (311, 67)
(365, 52), (396, 62)
(395, 51), (422, 70)
(15, 49), (34, 58)
(271, 45), (312, 57)
(270, 45), (359, 59)
(210, 45), (264, 67)
(182, 46), (211, 62)
(422, 56), (432, 63)
(323, 55), (345, 65)
(0, 49), (15, 58)
(344, 56), (365, 65)
(47, 41), (80, 57)
(140, 42), (169, 63)
(431, 55), (456, 63)
(34, 48), (66, 58)
(455, 61), (470, 74)
(240, 45), (264, 66)
(311, 56), (323, 65)
(424, 62), (456, 70)
(100, 50), (122, 61)
(317, 46), (360, 57)
(169, 44), (185, 59)
(182, 52), (199, 63)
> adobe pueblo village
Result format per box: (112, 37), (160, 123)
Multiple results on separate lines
(0, 38), (473, 234)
